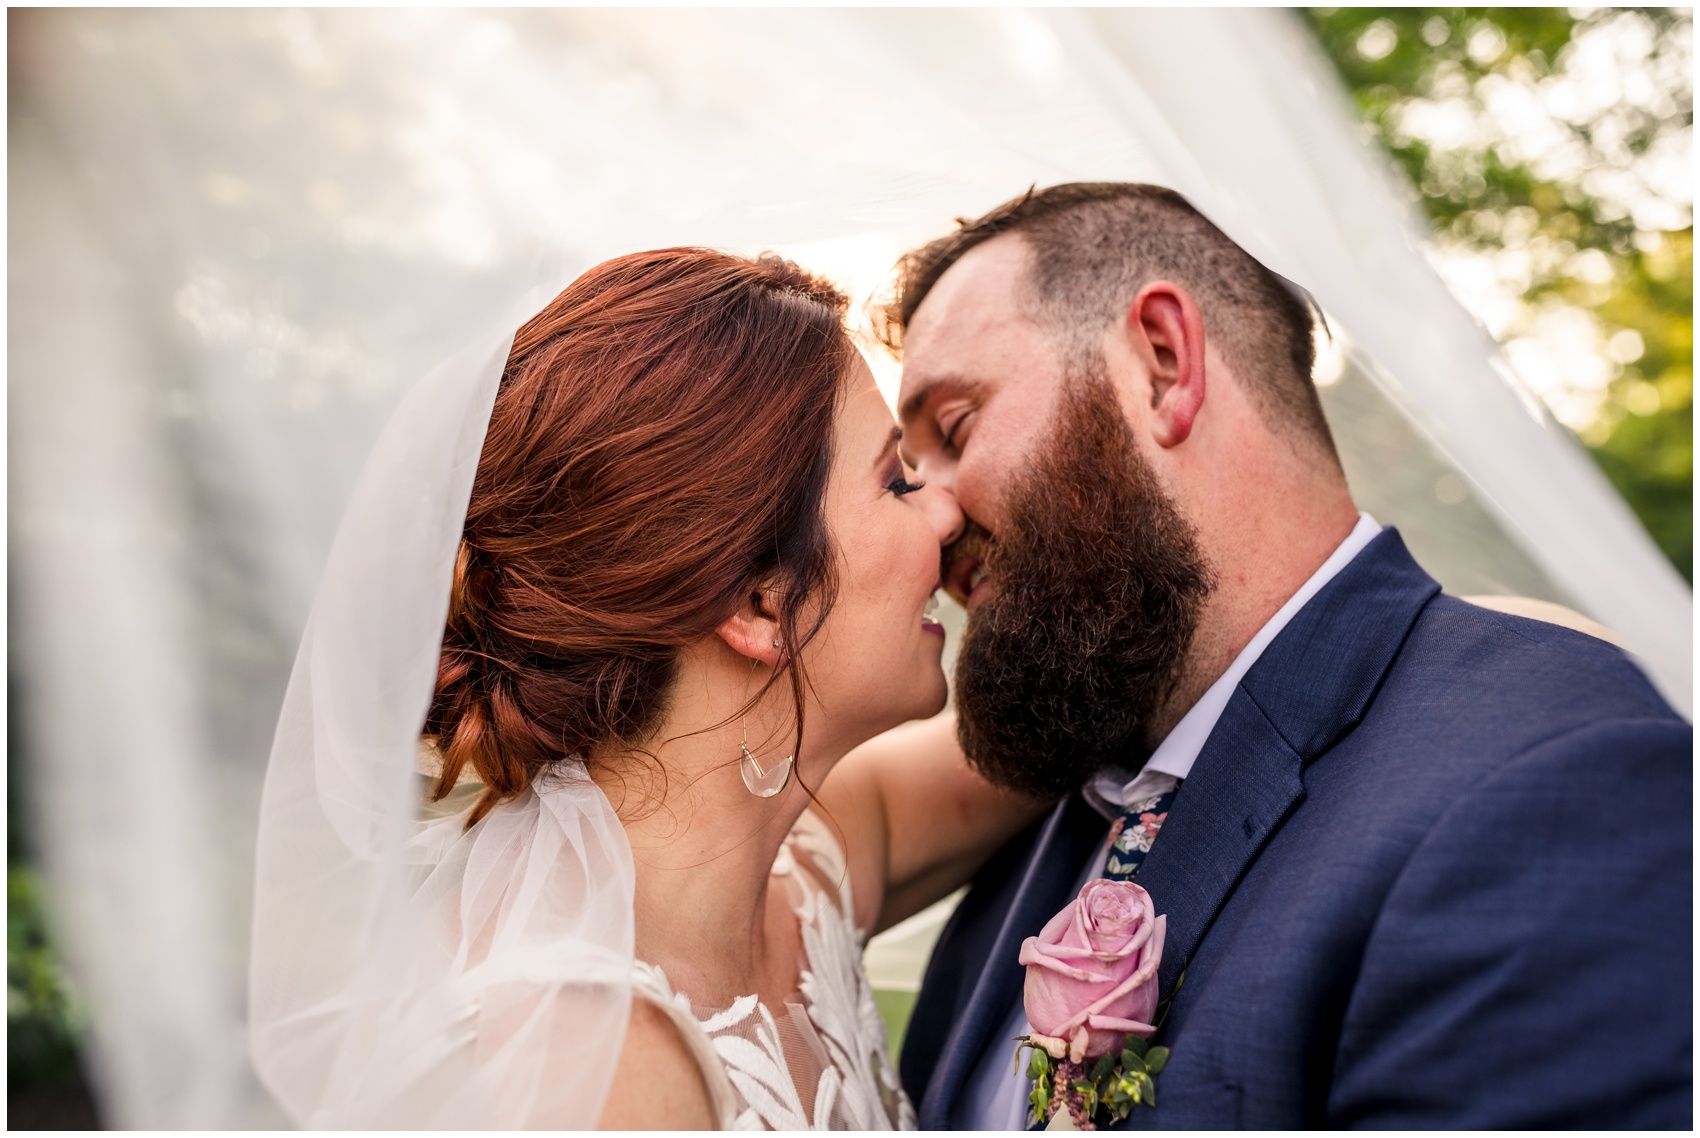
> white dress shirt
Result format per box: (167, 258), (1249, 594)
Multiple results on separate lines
(956, 513), (1382, 1130)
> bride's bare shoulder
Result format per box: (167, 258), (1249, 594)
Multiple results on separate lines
(598, 996), (716, 1130)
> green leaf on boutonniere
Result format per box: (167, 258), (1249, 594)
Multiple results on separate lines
(1031, 1078), (1050, 1122)
(1015, 1031), (1167, 1127)
(1024, 1044), (1053, 1083)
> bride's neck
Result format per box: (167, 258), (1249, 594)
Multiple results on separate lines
(591, 647), (836, 1010)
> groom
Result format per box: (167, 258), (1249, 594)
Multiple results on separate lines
(887, 183), (1691, 1128)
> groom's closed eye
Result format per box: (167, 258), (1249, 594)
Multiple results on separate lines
(897, 376), (986, 448)
(938, 408), (975, 455)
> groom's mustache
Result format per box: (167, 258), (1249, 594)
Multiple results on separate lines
(941, 520), (997, 608)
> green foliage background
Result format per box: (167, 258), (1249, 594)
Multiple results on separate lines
(8, 866), (86, 1090)
(1306, 8), (1693, 580)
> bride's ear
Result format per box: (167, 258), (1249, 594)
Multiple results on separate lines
(714, 585), (783, 667)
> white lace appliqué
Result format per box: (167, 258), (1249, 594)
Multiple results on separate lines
(631, 812), (917, 1130)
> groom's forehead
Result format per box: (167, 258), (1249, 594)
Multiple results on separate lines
(906, 235), (1033, 344)
(899, 237), (1045, 406)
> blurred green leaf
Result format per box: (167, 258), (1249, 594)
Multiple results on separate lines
(872, 987), (916, 1062)
(8, 866), (86, 1090)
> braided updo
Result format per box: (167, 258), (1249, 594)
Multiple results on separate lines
(424, 249), (854, 826)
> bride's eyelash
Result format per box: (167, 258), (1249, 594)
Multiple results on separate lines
(887, 474), (926, 497)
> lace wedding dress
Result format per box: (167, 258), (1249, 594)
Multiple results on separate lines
(631, 811), (918, 1130)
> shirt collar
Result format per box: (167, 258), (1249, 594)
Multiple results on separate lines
(1091, 512), (1382, 809)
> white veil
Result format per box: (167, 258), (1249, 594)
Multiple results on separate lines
(247, 320), (637, 1127)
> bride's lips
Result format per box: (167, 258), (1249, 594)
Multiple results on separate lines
(921, 590), (945, 638)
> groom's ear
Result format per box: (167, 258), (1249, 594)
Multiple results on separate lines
(1124, 281), (1207, 449)
(714, 584), (784, 667)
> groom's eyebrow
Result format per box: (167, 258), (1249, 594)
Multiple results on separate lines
(898, 375), (982, 427)
(897, 386), (933, 426)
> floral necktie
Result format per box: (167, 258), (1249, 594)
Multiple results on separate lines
(1102, 786), (1178, 881)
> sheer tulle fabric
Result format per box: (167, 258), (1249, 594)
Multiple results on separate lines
(248, 330), (637, 1127)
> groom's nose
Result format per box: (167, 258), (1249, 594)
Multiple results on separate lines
(918, 479), (965, 547)
(906, 442), (959, 503)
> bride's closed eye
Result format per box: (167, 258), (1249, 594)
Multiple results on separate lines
(886, 470), (926, 497)
(882, 452), (925, 497)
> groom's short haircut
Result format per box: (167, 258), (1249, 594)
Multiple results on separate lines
(879, 182), (1339, 460)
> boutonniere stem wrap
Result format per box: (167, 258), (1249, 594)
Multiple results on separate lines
(1013, 878), (1168, 1129)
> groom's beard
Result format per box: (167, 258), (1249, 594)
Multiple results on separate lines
(951, 369), (1215, 800)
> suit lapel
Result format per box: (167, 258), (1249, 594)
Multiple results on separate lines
(1135, 693), (1305, 1001)
(919, 793), (1105, 1128)
(1137, 528), (1441, 1004)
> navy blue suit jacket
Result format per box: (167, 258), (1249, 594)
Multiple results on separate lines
(903, 529), (1691, 1128)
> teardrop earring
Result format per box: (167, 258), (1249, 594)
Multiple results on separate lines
(739, 651), (792, 798)
(739, 721), (793, 798)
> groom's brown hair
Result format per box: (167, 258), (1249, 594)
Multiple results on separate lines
(877, 182), (1338, 460)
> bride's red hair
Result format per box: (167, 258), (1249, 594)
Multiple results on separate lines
(424, 248), (854, 825)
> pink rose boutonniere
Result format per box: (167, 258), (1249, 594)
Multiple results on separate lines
(1014, 879), (1170, 1130)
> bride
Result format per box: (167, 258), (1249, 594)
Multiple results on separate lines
(248, 248), (1045, 1129)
